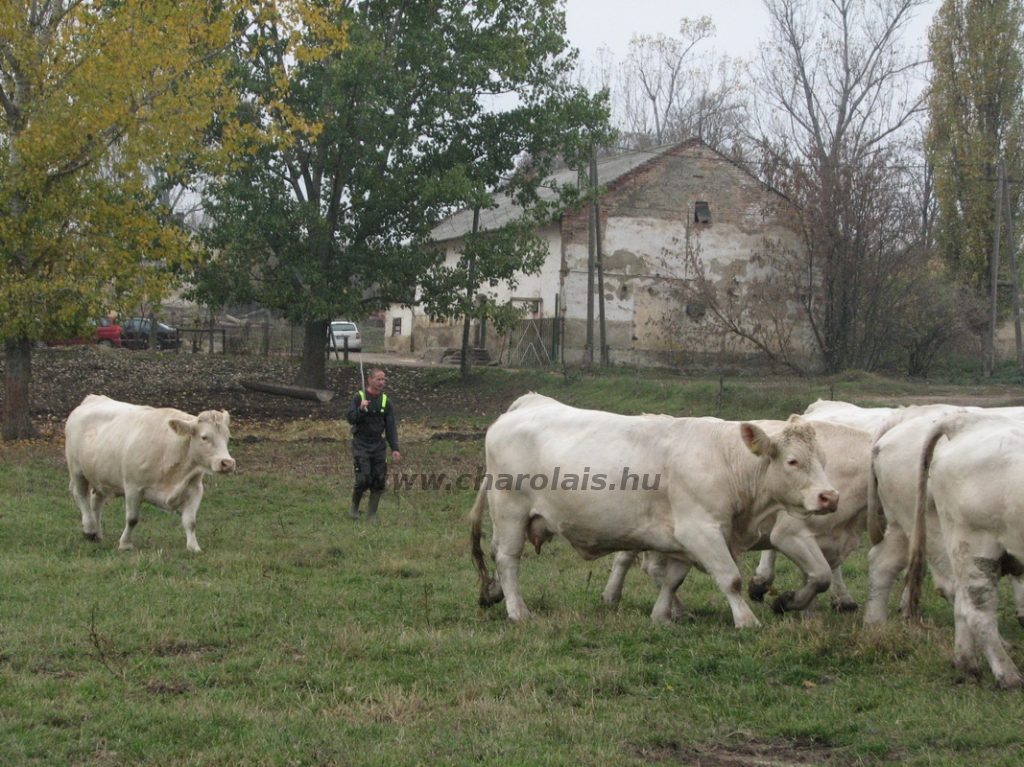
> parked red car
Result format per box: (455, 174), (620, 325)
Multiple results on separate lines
(45, 317), (122, 348)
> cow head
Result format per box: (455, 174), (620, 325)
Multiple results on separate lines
(740, 416), (838, 518)
(169, 410), (236, 475)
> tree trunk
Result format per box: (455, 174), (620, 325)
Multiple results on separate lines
(241, 380), (336, 402)
(460, 208), (481, 378)
(460, 313), (473, 377)
(3, 338), (38, 441)
(295, 319), (328, 389)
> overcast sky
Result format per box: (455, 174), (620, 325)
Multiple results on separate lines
(563, 0), (942, 65)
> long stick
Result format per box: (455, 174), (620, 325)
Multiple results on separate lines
(359, 351), (365, 391)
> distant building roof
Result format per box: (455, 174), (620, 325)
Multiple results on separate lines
(429, 142), (687, 243)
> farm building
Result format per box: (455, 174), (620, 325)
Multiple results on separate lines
(384, 139), (812, 368)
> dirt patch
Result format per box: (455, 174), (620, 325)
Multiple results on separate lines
(10, 347), (519, 429)
(10, 347), (1024, 435)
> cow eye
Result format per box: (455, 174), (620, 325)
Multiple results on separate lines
(786, 458), (800, 468)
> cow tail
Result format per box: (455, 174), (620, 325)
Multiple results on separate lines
(469, 483), (492, 598)
(865, 416), (903, 547)
(904, 421), (949, 623)
(866, 446), (885, 546)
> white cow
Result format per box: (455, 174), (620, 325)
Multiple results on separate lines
(863, 404), (1024, 625)
(905, 412), (1024, 688)
(802, 399), (897, 432)
(863, 405), (964, 623)
(469, 394), (839, 626)
(602, 420), (873, 615)
(65, 394), (236, 552)
(735, 398), (902, 606)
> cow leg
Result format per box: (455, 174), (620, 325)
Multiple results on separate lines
(680, 525), (760, 628)
(648, 554), (691, 624)
(951, 545), (1022, 689)
(829, 567), (858, 613)
(749, 550), (777, 602)
(1009, 576), (1024, 628)
(602, 550), (638, 607)
(89, 489), (109, 542)
(864, 523), (909, 625)
(70, 473), (102, 541)
(924, 520), (957, 606)
(118, 490), (144, 551)
(180, 488), (204, 553)
(768, 528), (832, 614)
(489, 506), (532, 622)
(952, 584), (982, 682)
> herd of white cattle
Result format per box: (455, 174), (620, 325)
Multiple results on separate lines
(470, 393), (1024, 689)
(61, 391), (1024, 689)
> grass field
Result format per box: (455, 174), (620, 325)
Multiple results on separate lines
(3, 365), (1024, 766)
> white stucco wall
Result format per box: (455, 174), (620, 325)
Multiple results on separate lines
(384, 223), (562, 354)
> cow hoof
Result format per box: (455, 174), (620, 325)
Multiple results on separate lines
(995, 672), (1024, 691)
(82, 531), (101, 542)
(832, 599), (859, 613)
(118, 543), (133, 551)
(771, 592), (799, 614)
(1017, 615), (1024, 629)
(749, 579), (770, 602)
(478, 584), (505, 608)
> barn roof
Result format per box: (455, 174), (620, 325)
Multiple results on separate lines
(429, 142), (688, 243)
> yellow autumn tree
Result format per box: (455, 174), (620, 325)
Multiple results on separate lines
(0, 0), (247, 439)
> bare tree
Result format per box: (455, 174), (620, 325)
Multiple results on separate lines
(683, 140), (958, 375)
(609, 17), (751, 152)
(750, 0), (935, 372)
(682, 234), (813, 374)
(664, 55), (752, 156)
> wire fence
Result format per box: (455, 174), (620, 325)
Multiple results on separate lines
(158, 315), (386, 357)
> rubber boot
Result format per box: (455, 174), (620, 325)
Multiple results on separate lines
(366, 491), (383, 522)
(349, 490), (363, 519)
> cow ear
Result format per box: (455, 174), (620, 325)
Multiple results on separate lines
(740, 423), (776, 458)
(221, 410), (230, 428)
(169, 418), (195, 437)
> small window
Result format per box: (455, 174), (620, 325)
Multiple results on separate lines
(694, 201), (711, 224)
(391, 317), (402, 335)
(512, 297), (541, 315)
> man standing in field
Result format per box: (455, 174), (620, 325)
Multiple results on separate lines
(346, 367), (401, 520)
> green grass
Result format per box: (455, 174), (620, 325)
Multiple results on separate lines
(4, 370), (1024, 766)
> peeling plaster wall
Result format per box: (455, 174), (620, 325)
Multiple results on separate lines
(387, 141), (812, 367)
(559, 142), (809, 366)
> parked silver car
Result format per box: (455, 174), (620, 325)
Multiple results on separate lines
(329, 320), (362, 352)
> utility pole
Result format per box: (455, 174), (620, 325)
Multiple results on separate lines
(584, 165), (595, 365)
(591, 149), (608, 366)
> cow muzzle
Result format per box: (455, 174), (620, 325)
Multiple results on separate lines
(217, 457), (237, 474)
(815, 489), (839, 514)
